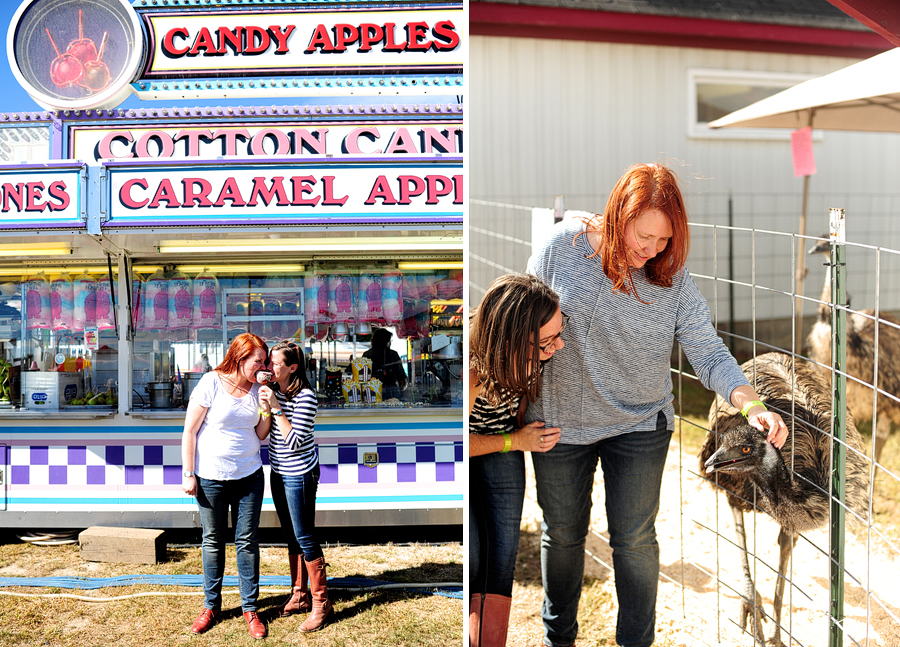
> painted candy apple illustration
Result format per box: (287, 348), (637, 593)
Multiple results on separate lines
(80, 32), (110, 92)
(46, 10), (112, 94)
(46, 28), (83, 88)
(66, 10), (98, 64)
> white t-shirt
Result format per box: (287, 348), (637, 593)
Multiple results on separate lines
(192, 371), (262, 480)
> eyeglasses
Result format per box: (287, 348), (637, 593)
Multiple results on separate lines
(538, 312), (569, 353)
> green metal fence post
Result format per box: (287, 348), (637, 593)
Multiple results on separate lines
(829, 207), (847, 647)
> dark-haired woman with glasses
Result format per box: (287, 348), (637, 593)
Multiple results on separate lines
(258, 341), (334, 633)
(468, 273), (565, 647)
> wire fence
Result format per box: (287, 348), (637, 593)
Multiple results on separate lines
(471, 198), (900, 646)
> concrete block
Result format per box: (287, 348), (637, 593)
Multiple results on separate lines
(79, 526), (166, 565)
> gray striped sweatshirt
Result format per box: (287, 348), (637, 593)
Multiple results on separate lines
(526, 218), (749, 444)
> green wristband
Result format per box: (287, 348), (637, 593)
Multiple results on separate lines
(499, 433), (512, 453)
(741, 400), (766, 418)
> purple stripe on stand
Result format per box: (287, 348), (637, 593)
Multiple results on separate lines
(319, 464), (338, 484)
(163, 465), (182, 485)
(87, 466), (105, 485)
(125, 465), (143, 485)
(68, 446), (87, 465)
(144, 446), (163, 466)
(416, 445), (436, 463)
(49, 466), (67, 485)
(338, 446), (357, 464)
(436, 463), (454, 482)
(397, 463), (416, 483)
(106, 446), (125, 466)
(31, 447), (48, 465)
(11, 465), (28, 485)
(358, 464), (378, 483)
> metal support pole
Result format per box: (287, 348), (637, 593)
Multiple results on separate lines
(727, 192), (735, 355)
(828, 207), (847, 647)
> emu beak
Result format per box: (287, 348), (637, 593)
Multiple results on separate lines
(704, 446), (751, 474)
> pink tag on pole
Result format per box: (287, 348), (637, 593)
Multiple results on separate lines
(791, 126), (816, 177)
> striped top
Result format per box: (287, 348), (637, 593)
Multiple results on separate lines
(469, 392), (520, 435)
(526, 218), (749, 445)
(267, 388), (319, 476)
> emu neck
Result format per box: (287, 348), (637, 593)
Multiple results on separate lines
(818, 263), (832, 323)
(750, 445), (793, 509)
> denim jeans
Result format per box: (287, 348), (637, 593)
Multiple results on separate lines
(270, 465), (324, 562)
(469, 449), (526, 597)
(532, 412), (672, 647)
(196, 468), (265, 612)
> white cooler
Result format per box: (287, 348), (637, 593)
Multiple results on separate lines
(22, 372), (84, 410)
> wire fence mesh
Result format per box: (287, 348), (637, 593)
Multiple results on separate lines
(471, 198), (900, 646)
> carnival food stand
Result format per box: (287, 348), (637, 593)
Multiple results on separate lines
(0, 0), (463, 529)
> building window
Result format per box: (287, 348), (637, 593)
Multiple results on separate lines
(688, 69), (817, 140)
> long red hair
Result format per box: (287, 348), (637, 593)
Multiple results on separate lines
(215, 333), (268, 377)
(578, 163), (690, 302)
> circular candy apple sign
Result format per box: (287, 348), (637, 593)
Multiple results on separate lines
(7, 0), (144, 111)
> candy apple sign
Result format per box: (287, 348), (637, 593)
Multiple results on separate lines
(7, 0), (144, 111)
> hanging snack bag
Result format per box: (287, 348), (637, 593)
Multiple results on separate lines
(192, 269), (220, 331)
(73, 272), (97, 331)
(382, 269), (403, 325)
(23, 272), (51, 330)
(168, 270), (192, 333)
(94, 274), (116, 330)
(358, 268), (385, 325)
(50, 272), (75, 331)
(143, 269), (169, 332)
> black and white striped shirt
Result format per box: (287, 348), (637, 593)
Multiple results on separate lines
(469, 392), (520, 436)
(268, 388), (318, 476)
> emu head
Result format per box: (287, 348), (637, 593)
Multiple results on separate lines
(704, 424), (783, 478)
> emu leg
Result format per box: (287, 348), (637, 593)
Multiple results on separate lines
(732, 505), (766, 645)
(767, 528), (798, 647)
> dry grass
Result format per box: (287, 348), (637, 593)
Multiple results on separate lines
(0, 536), (462, 647)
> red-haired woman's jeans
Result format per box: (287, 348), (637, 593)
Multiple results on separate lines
(532, 412), (671, 647)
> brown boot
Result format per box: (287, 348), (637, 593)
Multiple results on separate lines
(469, 593), (483, 647)
(479, 594), (511, 647)
(298, 556), (334, 632)
(278, 553), (311, 616)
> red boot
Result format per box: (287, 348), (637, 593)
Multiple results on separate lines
(298, 556), (334, 632)
(278, 553), (311, 616)
(477, 594), (511, 647)
(469, 594), (483, 647)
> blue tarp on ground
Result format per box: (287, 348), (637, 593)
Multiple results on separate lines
(0, 575), (463, 599)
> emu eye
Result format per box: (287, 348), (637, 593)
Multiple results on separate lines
(741, 446), (751, 454)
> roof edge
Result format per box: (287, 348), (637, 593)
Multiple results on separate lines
(470, 2), (893, 58)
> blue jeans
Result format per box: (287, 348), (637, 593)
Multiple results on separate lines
(196, 468), (265, 612)
(270, 465), (324, 562)
(469, 449), (526, 597)
(532, 412), (672, 647)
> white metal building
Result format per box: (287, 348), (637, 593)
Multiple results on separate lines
(469, 0), (900, 348)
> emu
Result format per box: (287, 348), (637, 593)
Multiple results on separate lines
(699, 352), (869, 647)
(807, 238), (900, 465)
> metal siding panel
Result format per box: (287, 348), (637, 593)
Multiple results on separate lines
(470, 36), (900, 316)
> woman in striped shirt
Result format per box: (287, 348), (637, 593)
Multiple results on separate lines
(258, 341), (333, 633)
(469, 273), (565, 647)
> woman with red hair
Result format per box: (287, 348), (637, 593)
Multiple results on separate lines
(181, 332), (271, 639)
(527, 163), (787, 647)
